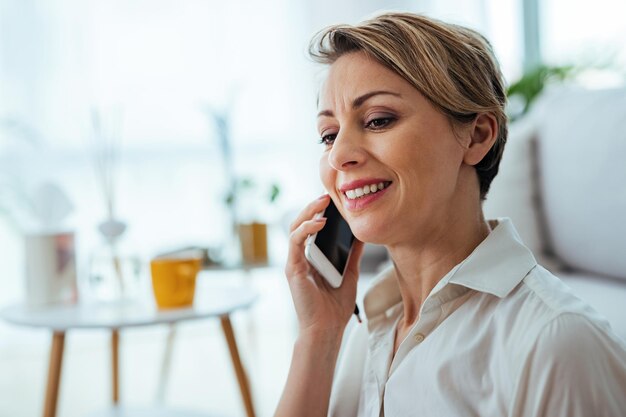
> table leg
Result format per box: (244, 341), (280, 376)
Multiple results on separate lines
(156, 323), (177, 403)
(220, 315), (255, 417)
(112, 329), (119, 404)
(43, 331), (65, 417)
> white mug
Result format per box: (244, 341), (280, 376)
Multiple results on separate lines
(24, 231), (78, 306)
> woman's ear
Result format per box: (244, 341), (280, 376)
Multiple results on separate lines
(463, 113), (498, 166)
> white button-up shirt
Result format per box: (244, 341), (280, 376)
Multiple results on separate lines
(329, 218), (626, 417)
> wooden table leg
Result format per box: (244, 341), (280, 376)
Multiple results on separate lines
(43, 331), (65, 417)
(112, 329), (119, 404)
(220, 315), (255, 417)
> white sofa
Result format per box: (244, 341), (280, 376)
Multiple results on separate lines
(484, 85), (626, 342)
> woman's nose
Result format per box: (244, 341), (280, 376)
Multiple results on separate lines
(327, 130), (366, 171)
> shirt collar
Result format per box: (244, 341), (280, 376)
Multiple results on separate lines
(363, 218), (537, 320)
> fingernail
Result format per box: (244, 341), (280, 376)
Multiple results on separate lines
(317, 194), (329, 200)
(315, 217), (327, 222)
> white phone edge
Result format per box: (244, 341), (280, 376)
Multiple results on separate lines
(304, 234), (344, 288)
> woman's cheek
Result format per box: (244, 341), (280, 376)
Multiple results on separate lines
(319, 155), (334, 192)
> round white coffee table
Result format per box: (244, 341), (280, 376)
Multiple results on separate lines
(0, 286), (258, 417)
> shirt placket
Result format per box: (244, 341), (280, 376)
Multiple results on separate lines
(363, 312), (399, 417)
(387, 297), (443, 378)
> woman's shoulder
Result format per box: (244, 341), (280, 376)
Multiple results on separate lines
(516, 264), (611, 329)
(502, 264), (626, 368)
(485, 264), (620, 364)
(509, 297), (626, 415)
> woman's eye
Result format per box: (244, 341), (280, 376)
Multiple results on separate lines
(319, 133), (337, 146)
(366, 117), (395, 129)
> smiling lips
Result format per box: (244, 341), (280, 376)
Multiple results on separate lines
(344, 181), (391, 199)
(339, 179), (392, 210)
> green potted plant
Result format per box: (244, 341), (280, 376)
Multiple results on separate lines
(226, 178), (280, 265)
(507, 64), (576, 121)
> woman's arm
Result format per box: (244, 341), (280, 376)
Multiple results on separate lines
(275, 329), (344, 417)
(511, 314), (626, 417)
(275, 195), (364, 417)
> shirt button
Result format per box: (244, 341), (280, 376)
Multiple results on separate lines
(414, 333), (425, 343)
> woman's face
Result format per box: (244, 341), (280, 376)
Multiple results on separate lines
(317, 51), (472, 246)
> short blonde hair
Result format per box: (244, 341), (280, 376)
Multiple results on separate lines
(309, 12), (507, 200)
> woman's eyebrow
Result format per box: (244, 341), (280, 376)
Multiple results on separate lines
(353, 90), (401, 108)
(317, 90), (402, 118)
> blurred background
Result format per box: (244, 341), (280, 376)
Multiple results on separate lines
(1, 0), (625, 416)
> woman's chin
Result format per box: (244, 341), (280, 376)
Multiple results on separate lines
(351, 224), (389, 246)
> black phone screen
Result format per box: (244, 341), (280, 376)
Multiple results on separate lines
(314, 200), (355, 275)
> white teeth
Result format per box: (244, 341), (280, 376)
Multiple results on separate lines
(344, 182), (389, 200)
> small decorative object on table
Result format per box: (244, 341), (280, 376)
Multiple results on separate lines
(88, 107), (141, 302)
(25, 230), (77, 307)
(204, 104), (281, 266)
(22, 182), (78, 307)
(89, 218), (141, 302)
(228, 178), (280, 265)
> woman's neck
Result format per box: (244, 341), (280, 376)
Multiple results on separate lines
(387, 203), (491, 328)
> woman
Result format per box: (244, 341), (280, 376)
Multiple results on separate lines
(276, 12), (626, 417)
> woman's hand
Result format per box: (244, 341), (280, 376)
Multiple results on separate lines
(276, 195), (364, 416)
(285, 194), (365, 337)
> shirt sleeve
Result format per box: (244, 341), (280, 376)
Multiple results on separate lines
(510, 313), (626, 417)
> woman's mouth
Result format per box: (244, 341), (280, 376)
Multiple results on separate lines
(340, 180), (392, 210)
(344, 181), (392, 200)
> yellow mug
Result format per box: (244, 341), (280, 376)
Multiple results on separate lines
(150, 257), (202, 309)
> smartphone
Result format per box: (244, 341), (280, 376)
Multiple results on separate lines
(304, 199), (355, 288)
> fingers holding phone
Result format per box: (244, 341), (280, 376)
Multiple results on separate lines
(284, 195), (365, 333)
(285, 194), (331, 281)
(304, 200), (355, 288)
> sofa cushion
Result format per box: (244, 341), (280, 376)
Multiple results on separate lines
(483, 117), (561, 271)
(483, 118), (538, 249)
(560, 272), (626, 342)
(534, 87), (626, 281)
